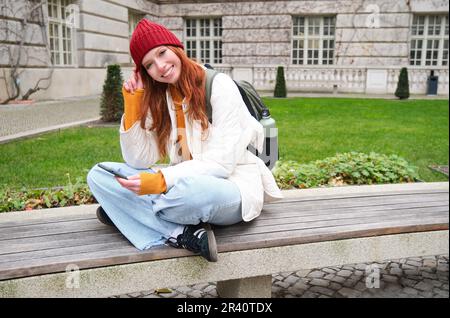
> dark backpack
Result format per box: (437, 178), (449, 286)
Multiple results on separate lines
(204, 65), (279, 169)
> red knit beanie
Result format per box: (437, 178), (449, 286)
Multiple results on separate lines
(130, 19), (184, 72)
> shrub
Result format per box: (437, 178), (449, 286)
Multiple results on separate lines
(395, 67), (410, 99)
(100, 64), (124, 122)
(274, 66), (287, 98)
(272, 152), (419, 189)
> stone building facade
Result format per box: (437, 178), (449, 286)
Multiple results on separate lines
(1, 0), (448, 101)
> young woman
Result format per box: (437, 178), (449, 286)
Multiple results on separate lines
(87, 19), (283, 262)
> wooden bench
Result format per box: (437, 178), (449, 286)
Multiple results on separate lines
(0, 182), (448, 298)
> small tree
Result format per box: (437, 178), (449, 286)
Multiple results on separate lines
(274, 66), (287, 98)
(395, 67), (410, 99)
(100, 64), (124, 122)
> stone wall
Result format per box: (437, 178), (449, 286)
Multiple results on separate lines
(0, 0), (48, 69)
(77, 0), (160, 68)
(156, 0), (449, 95)
(1, 0), (449, 101)
(157, 0), (448, 67)
(0, 0), (157, 101)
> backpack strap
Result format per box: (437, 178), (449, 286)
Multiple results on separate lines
(204, 68), (219, 124)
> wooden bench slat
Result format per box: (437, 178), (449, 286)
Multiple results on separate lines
(278, 189), (448, 204)
(218, 216), (449, 245)
(260, 198), (448, 217)
(215, 209), (448, 236)
(0, 232), (124, 255)
(269, 193), (447, 211)
(253, 205), (449, 227)
(0, 226), (118, 245)
(0, 244), (190, 281)
(260, 201), (449, 221)
(216, 218), (449, 252)
(0, 220), (111, 240)
(0, 246), (144, 280)
(0, 214), (97, 229)
(0, 218), (101, 235)
(0, 240), (133, 264)
(259, 206), (449, 221)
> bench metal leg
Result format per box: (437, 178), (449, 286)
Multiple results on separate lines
(216, 275), (272, 298)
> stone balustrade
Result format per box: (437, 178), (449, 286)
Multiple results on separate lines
(254, 66), (367, 94)
(214, 64), (449, 96)
(387, 68), (449, 96)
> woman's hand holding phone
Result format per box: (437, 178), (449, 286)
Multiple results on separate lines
(115, 175), (141, 195)
(97, 163), (141, 195)
(123, 68), (144, 94)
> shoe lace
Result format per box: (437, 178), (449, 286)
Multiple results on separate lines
(178, 227), (206, 252)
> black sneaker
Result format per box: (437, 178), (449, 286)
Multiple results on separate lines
(96, 206), (115, 226)
(166, 223), (218, 262)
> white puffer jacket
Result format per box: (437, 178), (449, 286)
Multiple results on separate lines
(119, 72), (283, 221)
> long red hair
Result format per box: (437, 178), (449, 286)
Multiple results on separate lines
(138, 46), (209, 158)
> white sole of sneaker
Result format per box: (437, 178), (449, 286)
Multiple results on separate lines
(203, 223), (218, 262)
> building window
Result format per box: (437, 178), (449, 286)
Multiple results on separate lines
(292, 16), (335, 65)
(184, 18), (222, 64)
(129, 10), (145, 38)
(128, 10), (145, 64)
(410, 15), (449, 66)
(47, 0), (76, 66)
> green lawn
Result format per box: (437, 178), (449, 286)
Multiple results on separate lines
(0, 97), (448, 190)
(265, 97), (448, 182)
(0, 127), (123, 190)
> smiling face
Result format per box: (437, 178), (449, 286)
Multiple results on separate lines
(141, 46), (181, 84)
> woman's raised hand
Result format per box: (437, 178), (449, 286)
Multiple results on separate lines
(123, 69), (144, 93)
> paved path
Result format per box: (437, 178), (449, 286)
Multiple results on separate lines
(111, 255), (448, 298)
(0, 96), (100, 142)
(429, 165), (449, 177)
(1, 94), (448, 298)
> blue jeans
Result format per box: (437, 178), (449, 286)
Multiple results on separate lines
(87, 162), (242, 250)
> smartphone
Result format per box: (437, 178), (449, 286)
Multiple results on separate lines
(97, 163), (129, 179)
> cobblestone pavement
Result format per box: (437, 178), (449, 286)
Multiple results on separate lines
(0, 96), (100, 137)
(112, 255), (448, 298)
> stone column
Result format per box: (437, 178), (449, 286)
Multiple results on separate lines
(217, 275), (272, 298)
